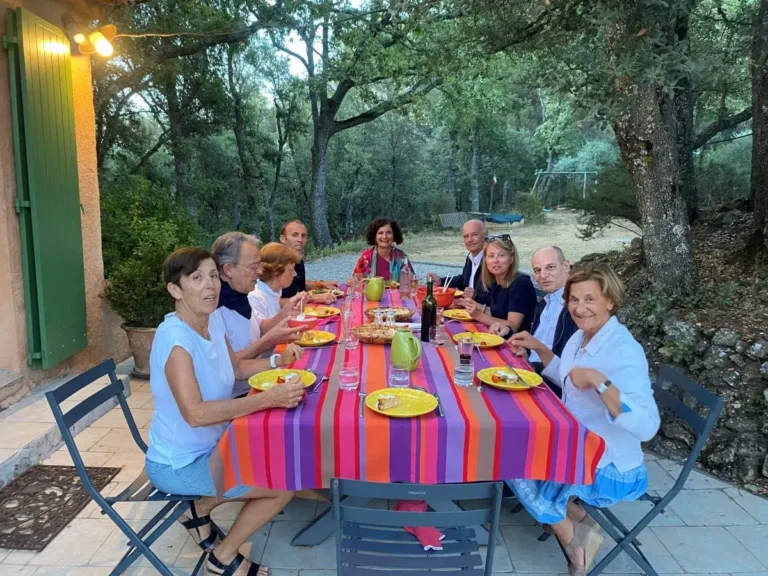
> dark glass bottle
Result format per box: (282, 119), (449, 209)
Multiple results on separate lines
(420, 277), (437, 342)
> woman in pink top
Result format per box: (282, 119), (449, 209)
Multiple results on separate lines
(353, 217), (415, 281)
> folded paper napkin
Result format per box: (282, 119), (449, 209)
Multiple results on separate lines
(393, 500), (446, 551)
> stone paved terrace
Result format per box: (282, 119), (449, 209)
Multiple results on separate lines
(1, 376), (768, 576)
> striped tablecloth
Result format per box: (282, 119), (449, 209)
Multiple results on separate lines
(210, 289), (605, 494)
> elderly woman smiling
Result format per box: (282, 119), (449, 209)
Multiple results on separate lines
(146, 247), (304, 576)
(507, 262), (660, 576)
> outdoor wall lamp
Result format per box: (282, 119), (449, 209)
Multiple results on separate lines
(62, 14), (116, 58)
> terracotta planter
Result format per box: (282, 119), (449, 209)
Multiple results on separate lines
(122, 325), (156, 379)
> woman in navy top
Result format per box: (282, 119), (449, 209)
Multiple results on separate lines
(464, 235), (537, 334)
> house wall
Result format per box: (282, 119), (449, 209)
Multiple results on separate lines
(0, 0), (129, 407)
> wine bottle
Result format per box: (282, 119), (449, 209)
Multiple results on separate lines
(420, 277), (437, 342)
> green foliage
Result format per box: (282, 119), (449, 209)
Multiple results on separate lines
(101, 174), (200, 277)
(101, 174), (201, 327)
(696, 138), (752, 207)
(515, 194), (545, 223)
(571, 161), (640, 240)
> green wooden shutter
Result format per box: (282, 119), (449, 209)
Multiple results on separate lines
(4, 8), (87, 368)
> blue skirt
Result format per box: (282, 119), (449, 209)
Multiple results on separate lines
(146, 452), (252, 499)
(507, 463), (648, 525)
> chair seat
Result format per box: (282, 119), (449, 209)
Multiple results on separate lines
(107, 468), (191, 504)
(340, 524), (484, 573)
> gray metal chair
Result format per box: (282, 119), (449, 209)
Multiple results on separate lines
(580, 365), (723, 576)
(46, 359), (219, 576)
(332, 479), (503, 575)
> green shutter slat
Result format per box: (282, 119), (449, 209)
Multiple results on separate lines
(6, 8), (87, 368)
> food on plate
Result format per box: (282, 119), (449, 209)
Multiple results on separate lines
(491, 369), (519, 384)
(302, 331), (315, 341)
(352, 324), (397, 344)
(376, 394), (400, 411)
(364, 306), (414, 322)
(384, 280), (399, 288)
(276, 371), (300, 385)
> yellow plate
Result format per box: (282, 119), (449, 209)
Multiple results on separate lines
(443, 309), (472, 321)
(453, 332), (505, 348)
(454, 290), (464, 297)
(304, 306), (341, 318)
(248, 369), (316, 391)
(365, 388), (439, 418)
(476, 367), (543, 391)
(296, 330), (336, 347)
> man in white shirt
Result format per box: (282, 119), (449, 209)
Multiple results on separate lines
(427, 219), (487, 297)
(494, 245), (578, 397)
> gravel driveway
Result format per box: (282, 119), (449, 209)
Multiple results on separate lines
(305, 253), (464, 284)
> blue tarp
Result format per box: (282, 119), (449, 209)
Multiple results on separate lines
(484, 213), (524, 224)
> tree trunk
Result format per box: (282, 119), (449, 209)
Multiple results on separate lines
(613, 83), (697, 288)
(310, 121), (334, 247)
(470, 122), (481, 212)
(164, 76), (195, 217)
(675, 81), (698, 221)
(752, 0), (768, 239)
(228, 48), (260, 236)
(448, 130), (459, 210)
(502, 180), (509, 210)
(672, 15), (699, 222)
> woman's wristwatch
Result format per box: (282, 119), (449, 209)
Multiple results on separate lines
(596, 380), (613, 395)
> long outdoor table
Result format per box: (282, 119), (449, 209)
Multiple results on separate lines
(209, 288), (605, 544)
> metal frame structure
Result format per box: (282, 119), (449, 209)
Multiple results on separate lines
(45, 359), (218, 575)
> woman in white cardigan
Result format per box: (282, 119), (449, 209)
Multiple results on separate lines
(507, 262), (660, 576)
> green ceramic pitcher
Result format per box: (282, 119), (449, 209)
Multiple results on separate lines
(365, 276), (385, 302)
(391, 327), (422, 371)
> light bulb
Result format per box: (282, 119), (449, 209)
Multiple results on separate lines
(88, 31), (113, 57)
(73, 33), (86, 44)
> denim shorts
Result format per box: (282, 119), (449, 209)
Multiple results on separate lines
(146, 452), (252, 499)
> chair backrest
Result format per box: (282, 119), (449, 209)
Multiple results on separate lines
(332, 479), (503, 575)
(438, 212), (470, 230)
(652, 365), (724, 494)
(45, 359), (147, 495)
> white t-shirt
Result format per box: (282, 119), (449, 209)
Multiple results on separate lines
(146, 309), (235, 469)
(247, 280), (281, 341)
(218, 306), (251, 353)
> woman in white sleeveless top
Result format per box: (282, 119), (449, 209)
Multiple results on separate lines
(146, 247), (304, 576)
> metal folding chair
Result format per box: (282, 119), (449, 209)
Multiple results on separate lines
(332, 479), (503, 575)
(46, 359), (219, 576)
(579, 365), (723, 576)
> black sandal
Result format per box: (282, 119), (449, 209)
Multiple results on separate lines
(207, 551), (268, 575)
(179, 501), (219, 551)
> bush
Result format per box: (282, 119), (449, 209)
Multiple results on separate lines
(515, 194), (545, 223)
(101, 174), (201, 327)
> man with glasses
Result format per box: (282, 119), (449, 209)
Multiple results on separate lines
(212, 232), (303, 395)
(427, 219), (488, 299)
(492, 245), (577, 397)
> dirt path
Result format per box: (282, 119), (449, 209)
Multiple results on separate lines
(402, 210), (639, 268)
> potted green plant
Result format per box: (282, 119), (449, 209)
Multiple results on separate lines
(104, 219), (194, 378)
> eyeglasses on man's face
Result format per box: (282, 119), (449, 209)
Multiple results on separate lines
(235, 262), (262, 272)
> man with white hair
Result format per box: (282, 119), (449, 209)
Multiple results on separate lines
(492, 245), (577, 397)
(427, 219), (487, 296)
(212, 232), (303, 395)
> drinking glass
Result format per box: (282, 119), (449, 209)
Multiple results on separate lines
(373, 308), (384, 326)
(342, 310), (359, 350)
(388, 364), (410, 388)
(385, 309), (396, 326)
(429, 324), (446, 347)
(436, 307), (445, 326)
(454, 337), (475, 387)
(339, 361), (360, 391)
